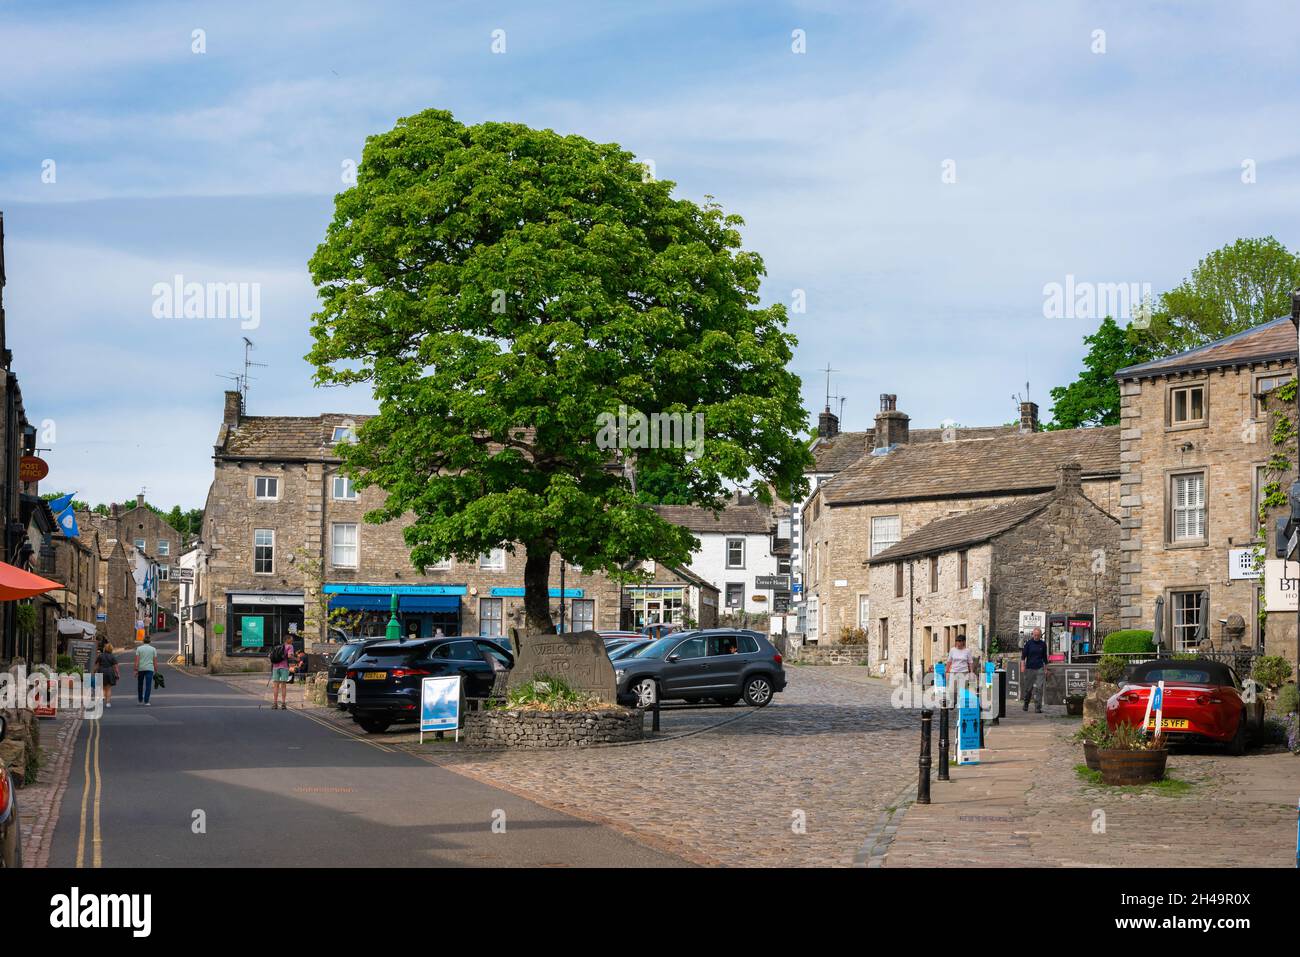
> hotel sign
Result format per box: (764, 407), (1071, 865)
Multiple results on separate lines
(1264, 560), (1299, 612)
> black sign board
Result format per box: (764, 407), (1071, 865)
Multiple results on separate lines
(68, 638), (98, 674)
(1065, 667), (1091, 698)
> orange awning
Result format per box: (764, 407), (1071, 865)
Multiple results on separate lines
(0, 562), (62, 601)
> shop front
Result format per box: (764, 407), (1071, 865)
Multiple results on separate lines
(625, 585), (685, 628)
(226, 592), (305, 659)
(323, 583), (465, 639)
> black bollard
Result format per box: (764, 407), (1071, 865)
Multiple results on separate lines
(938, 700), (950, 781)
(918, 708), (933, 804)
(652, 698), (660, 733)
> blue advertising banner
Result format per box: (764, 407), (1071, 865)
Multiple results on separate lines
(420, 675), (462, 742)
(957, 702), (981, 765)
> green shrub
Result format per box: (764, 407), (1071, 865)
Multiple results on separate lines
(1254, 655), (1293, 689)
(56, 654), (75, 672)
(1097, 655), (1127, 684)
(507, 674), (605, 712)
(1275, 683), (1300, 716)
(1102, 630), (1155, 654)
(1072, 719), (1107, 745)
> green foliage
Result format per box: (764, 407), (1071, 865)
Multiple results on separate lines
(1142, 236), (1300, 354)
(1103, 721), (1164, 751)
(1072, 719), (1108, 745)
(506, 674), (604, 712)
(1096, 655), (1128, 684)
(1047, 317), (1157, 429)
(1274, 683), (1299, 716)
(1102, 629), (1154, 654)
(15, 603), (36, 638)
(55, 654), (75, 672)
(305, 110), (812, 632)
(838, 625), (868, 646)
(1254, 655), (1294, 688)
(987, 635), (1002, 655)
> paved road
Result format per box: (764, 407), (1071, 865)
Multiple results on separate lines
(48, 633), (685, 867)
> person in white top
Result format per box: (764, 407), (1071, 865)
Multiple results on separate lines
(945, 634), (977, 698)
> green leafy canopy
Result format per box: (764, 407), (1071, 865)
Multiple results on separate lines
(306, 110), (811, 620)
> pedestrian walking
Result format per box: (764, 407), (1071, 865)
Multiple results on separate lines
(1021, 627), (1049, 713)
(269, 635), (295, 710)
(95, 643), (120, 708)
(945, 633), (977, 702)
(134, 635), (158, 705)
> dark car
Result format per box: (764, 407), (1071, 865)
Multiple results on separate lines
(609, 639), (653, 661)
(614, 629), (786, 708)
(345, 638), (513, 734)
(0, 714), (22, 868)
(327, 638), (387, 707)
(640, 622), (681, 641)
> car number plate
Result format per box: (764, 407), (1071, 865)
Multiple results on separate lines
(363, 672), (387, 681)
(329, 681), (340, 692)
(1148, 718), (1188, 729)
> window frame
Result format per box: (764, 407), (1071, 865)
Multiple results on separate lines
(1166, 381), (1207, 429)
(1169, 590), (1206, 651)
(332, 475), (357, 501)
(725, 537), (745, 569)
(894, 562), (904, 598)
(928, 555), (939, 593)
(1253, 372), (1292, 419)
(254, 476), (280, 501)
(331, 522), (359, 568)
(479, 548), (506, 571)
(870, 515), (901, 557)
(478, 597), (503, 637)
(253, 528), (275, 575)
(1167, 470), (1207, 545)
(958, 550), (968, 589)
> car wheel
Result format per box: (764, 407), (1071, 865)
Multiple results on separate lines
(743, 676), (774, 707)
(630, 678), (658, 708)
(714, 696), (739, 707)
(1229, 712), (1247, 756)
(357, 718), (390, 734)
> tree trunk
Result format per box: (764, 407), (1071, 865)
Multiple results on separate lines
(522, 547), (555, 636)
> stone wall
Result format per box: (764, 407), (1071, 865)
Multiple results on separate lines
(461, 707), (644, 748)
(790, 643), (869, 666)
(1118, 358), (1294, 654)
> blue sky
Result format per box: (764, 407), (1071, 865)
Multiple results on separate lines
(2, 0), (1299, 508)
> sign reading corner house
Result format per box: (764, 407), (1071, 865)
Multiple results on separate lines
(1264, 560), (1300, 612)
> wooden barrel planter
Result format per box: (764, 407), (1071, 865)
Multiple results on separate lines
(1082, 741), (1101, 771)
(1097, 748), (1167, 786)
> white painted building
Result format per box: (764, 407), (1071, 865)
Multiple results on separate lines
(654, 500), (781, 616)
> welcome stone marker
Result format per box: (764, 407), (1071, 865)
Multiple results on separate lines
(508, 630), (618, 702)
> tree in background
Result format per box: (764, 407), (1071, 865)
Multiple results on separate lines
(1047, 317), (1156, 429)
(307, 109), (811, 634)
(1144, 236), (1300, 354)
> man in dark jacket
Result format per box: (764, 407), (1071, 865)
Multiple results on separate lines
(1021, 627), (1049, 713)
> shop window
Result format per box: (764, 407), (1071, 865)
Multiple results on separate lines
(571, 599), (595, 632)
(479, 597), (503, 637)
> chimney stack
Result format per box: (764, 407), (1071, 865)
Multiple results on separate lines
(1057, 461), (1082, 493)
(136, 492), (145, 508)
(874, 394), (910, 450)
(223, 389), (243, 427)
(817, 405), (840, 439)
(1019, 401), (1039, 434)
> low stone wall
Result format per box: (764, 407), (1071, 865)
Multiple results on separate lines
(792, 644), (869, 666)
(462, 707), (644, 748)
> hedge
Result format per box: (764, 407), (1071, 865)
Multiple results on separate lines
(1101, 629), (1155, 654)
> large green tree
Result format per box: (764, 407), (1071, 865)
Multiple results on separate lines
(1047, 317), (1156, 429)
(307, 110), (811, 634)
(1145, 236), (1300, 353)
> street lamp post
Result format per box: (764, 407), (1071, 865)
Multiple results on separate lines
(385, 593), (401, 642)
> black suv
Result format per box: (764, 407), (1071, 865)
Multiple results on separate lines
(614, 629), (786, 708)
(327, 638), (387, 708)
(345, 638), (513, 733)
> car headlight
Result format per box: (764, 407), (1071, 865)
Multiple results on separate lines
(615, 669), (625, 680)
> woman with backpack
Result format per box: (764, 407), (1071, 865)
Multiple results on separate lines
(95, 643), (120, 708)
(269, 635), (296, 710)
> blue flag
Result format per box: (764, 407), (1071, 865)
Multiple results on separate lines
(55, 505), (79, 538)
(1151, 684), (1163, 711)
(47, 492), (76, 514)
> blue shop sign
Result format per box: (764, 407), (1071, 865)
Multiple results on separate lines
(489, 587), (585, 598)
(322, 583), (467, 596)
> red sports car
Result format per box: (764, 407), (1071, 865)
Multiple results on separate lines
(1105, 658), (1264, 755)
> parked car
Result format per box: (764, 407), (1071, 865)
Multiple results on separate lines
(609, 639), (653, 661)
(600, 631), (642, 645)
(327, 637), (388, 707)
(346, 638), (514, 734)
(640, 622), (682, 641)
(615, 629), (785, 708)
(0, 713), (22, 868)
(1105, 658), (1264, 755)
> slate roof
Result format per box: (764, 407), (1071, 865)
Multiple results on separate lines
(1117, 316), (1297, 381)
(822, 426), (1119, 506)
(218, 413), (371, 461)
(653, 503), (774, 535)
(811, 425), (1017, 474)
(867, 495), (1053, 564)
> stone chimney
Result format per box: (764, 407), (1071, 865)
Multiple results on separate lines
(223, 389), (243, 427)
(1019, 401), (1039, 434)
(136, 492), (146, 508)
(1057, 462), (1082, 493)
(817, 405), (840, 439)
(874, 394), (910, 449)
(110, 502), (119, 519)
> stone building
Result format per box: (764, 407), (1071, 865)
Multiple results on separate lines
(77, 496), (181, 628)
(1116, 317), (1297, 660)
(802, 397), (1120, 646)
(196, 391), (641, 670)
(865, 464), (1120, 677)
(33, 518), (101, 665)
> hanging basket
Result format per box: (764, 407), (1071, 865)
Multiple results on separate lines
(1097, 747), (1167, 785)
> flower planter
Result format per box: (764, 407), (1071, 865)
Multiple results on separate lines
(1097, 747), (1167, 786)
(1082, 741), (1101, 771)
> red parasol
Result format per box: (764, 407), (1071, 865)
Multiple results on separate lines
(0, 561), (62, 601)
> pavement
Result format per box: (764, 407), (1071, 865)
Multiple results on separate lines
(42, 632), (688, 867)
(883, 704), (1300, 868)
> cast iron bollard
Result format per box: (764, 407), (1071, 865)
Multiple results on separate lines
(938, 699), (950, 782)
(918, 708), (933, 804)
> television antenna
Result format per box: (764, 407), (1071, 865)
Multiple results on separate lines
(240, 337), (269, 408)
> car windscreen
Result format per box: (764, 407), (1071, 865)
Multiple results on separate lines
(333, 644), (366, 664)
(1130, 664), (1225, 685)
(355, 644), (429, 664)
(611, 642), (651, 660)
(637, 632), (696, 660)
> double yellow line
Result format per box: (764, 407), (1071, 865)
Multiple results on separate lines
(75, 717), (103, 868)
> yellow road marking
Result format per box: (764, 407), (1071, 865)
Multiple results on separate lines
(92, 716), (103, 868)
(75, 717), (103, 868)
(75, 719), (91, 868)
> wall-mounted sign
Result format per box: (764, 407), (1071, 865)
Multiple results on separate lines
(755, 575), (791, 591)
(240, 615), (265, 647)
(1264, 560), (1299, 612)
(971, 580), (984, 601)
(1018, 610), (1046, 634)
(173, 567), (195, 583)
(1227, 548), (1261, 581)
(19, 456), (49, 482)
